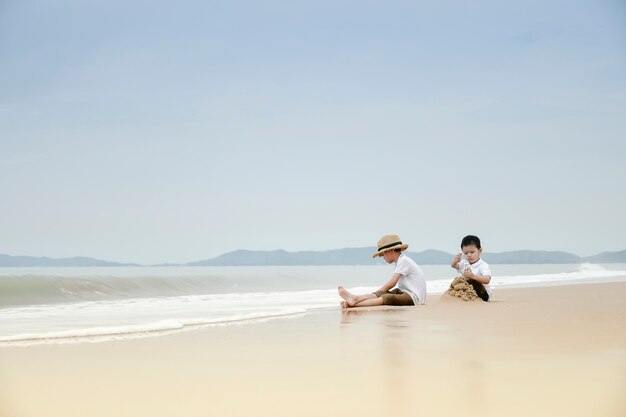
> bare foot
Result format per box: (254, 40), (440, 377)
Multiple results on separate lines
(338, 286), (357, 306)
(340, 301), (348, 309)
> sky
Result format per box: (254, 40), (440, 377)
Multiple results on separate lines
(1, 0), (625, 264)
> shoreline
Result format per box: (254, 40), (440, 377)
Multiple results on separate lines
(1, 281), (625, 417)
(1, 275), (626, 347)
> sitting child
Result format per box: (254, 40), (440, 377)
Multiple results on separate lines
(450, 235), (492, 301)
(338, 234), (427, 308)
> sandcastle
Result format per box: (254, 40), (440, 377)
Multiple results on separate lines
(445, 276), (479, 301)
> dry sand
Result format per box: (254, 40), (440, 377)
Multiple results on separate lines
(1, 281), (625, 417)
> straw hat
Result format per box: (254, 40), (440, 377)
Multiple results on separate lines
(372, 234), (409, 258)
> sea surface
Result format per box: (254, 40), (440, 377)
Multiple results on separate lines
(1, 263), (625, 345)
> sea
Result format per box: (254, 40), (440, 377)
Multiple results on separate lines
(1, 263), (625, 346)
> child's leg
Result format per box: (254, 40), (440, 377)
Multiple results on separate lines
(468, 279), (490, 302)
(338, 286), (374, 306)
(338, 286), (384, 307)
(340, 296), (385, 309)
(351, 297), (384, 307)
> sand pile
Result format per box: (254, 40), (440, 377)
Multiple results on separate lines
(446, 276), (479, 301)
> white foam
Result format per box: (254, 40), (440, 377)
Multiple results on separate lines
(426, 265), (626, 294)
(0, 290), (340, 345)
(0, 309), (312, 345)
(1, 265), (624, 346)
(575, 262), (607, 273)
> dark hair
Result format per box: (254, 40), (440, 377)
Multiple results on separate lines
(461, 235), (481, 249)
(394, 248), (402, 253)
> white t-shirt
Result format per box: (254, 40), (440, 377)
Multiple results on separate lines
(457, 258), (492, 297)
(394, 254), (427, 305)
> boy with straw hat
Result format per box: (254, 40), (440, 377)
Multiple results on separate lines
(338, 234), (427, 308)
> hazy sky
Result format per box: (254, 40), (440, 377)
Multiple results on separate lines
(1, 0), (625, 264)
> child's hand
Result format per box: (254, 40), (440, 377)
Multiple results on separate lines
(454, 252), (462, 263)
(462, 268), (473, 279)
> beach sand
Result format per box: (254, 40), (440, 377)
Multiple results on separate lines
(1, 281), (625, 417)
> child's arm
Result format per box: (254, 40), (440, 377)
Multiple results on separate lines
(462, 269), (491, 284)
(376, 273), (402, 293)
(451, 252), (462, 269)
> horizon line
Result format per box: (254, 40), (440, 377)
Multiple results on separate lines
(1, 247), (625, 266)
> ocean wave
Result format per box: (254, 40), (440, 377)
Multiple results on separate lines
(2, 264), (624, 308)
(0, 309), (313, 346)
(0, 272), (295, 307)
(1, 264), (625, 346)
(575, 262), (608, 273)
(0, 288), (354, 345)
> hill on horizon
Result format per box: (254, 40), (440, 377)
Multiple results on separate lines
(185, 248), (626, 266)
(0, 254), (138, 267)
(1, 249), (625, 267)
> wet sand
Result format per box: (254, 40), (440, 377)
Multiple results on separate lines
(1, 281), (625, 417)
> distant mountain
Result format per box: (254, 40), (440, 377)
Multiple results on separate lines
(583, 250), (626, 263)
(482, 250), (582, 264)
(1, 248), (625, 267)
(410, 249), (456, 265)
(187, 248), (622, 266)
(0, 254), (138, 267)
(187, 248), (384, 266)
